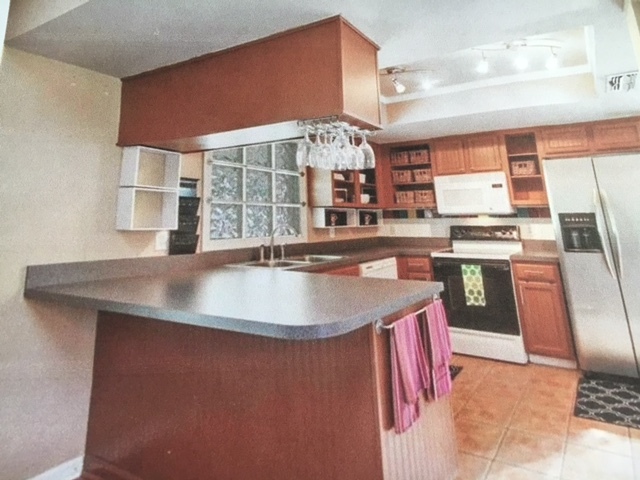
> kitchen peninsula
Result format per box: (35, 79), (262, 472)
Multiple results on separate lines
(24, 244), (456, 480)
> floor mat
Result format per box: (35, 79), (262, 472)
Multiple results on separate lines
(450, 365), (463, 380)
(574, 375), (640, 429)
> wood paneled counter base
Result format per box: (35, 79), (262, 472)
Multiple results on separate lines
(84, 308), (457, 480)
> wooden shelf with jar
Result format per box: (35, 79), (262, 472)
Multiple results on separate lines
(309, 167), (378, 207)
(388, 145), (436, 208)
(504, 133), (548, 208)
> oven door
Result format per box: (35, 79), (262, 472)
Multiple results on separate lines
(432, 257), (520, 336)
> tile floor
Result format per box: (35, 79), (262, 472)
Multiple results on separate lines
(452, 354), (640, 480)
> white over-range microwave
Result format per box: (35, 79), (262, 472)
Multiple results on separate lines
(433, 171), (515, 216)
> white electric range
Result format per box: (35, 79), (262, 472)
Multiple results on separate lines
(431, 225), (528, 364)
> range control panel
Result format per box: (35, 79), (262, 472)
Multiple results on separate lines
(450, 225), (520, 242)
(559, 213), (603, 252)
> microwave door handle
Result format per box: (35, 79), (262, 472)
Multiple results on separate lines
(600, 189), (623, 279)
(593, 188), (616, 278)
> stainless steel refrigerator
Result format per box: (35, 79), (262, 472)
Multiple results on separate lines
(543, 154), (640, 378)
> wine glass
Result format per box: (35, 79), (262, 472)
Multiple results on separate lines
(360, 132), (376, 169)
(319, 128), (334, 169)
(307, 127), (322, 168)
(296, 127), (313, 170)
(349, 131), (365, 170)
(332, 128), (350, 170)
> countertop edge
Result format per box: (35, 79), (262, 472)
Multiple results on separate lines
(25, 277), (444, 341)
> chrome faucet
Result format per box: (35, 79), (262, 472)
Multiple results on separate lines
(268, 224), (298, 265)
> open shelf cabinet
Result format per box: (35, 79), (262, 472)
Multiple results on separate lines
(116, 146), (182, 231)
(388, 145), (435, 208)
(504, 133), (548, 207)
(310, 168), (378, 207)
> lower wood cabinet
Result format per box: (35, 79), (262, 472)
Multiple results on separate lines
(322, 264), (361, 276)
(513, 262), (575, 360)
(397, 256), (433, 281)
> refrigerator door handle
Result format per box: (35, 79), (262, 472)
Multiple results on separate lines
(600, 189), (623, 279)
(593, 188), (616, 278)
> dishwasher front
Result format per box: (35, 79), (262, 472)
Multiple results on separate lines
(359, 257), (398, 279)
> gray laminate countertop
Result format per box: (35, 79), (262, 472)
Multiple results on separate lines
(25, 264), (443, 340)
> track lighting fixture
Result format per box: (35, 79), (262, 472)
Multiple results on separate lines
(514, 54), (529, 71)
(476, 51), (489, 74)
(546, 48), (559, 70)
(391, 76), (406, 93)
(473, 38), (561, 74)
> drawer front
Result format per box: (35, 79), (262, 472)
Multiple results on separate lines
(405, 257), (432, 273)
(513, 262), (558, 283)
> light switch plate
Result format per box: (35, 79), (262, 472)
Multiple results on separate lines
(155, 230), (169, 250)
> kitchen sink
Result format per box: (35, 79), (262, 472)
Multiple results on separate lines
(230, 254), (343, 269)
(233, 259), (310, 269)
(286, 254), (343, 263)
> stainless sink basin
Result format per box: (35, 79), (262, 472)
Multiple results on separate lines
(234, 259), (311, 269)
(287, 254), (343, 263)
(230, 254), (343, 269)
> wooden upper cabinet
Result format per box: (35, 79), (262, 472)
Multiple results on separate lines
(539, 120), (640, 158)
(538, 126), (591, 157)
(466, 134), (504, 172)
(592, 119), (640, 152)
(432, 134), (503, 176)
(118, 16), (380, 152)
(431, 139), (467, 175)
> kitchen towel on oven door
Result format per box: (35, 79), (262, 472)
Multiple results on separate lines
(461, 264), (486, 307)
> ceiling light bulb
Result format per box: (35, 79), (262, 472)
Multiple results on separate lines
(546, 50), (559, 70)
(391, 76), (406, 94)
(514, 55), (528, 71)
(476, 58), (489, 74)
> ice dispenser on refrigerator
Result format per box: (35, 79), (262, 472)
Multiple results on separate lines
(558, 213), (602, 252)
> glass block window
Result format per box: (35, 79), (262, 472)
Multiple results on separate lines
(204, 141), (303, 243)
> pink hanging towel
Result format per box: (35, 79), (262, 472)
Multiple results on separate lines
(422, 299), (453, 400)
(390, 313), (431, 434)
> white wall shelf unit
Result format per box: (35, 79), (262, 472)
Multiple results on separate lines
(116, 146), (181, 231)
(120, 146), (181, 188)
(312, 208), (383, 229)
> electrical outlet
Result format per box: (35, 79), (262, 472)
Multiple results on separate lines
(155, 230), (169, 250)
(329, 227), (336, 238)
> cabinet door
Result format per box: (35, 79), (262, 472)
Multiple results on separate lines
(515, 266), (575, 360)
(539, 126), (591, 157)
(323, 264), (360, 276)
(431, 139), (466, 175)
(592, 120), (640, 152)
(465, 134), (504, 172)
(397, 256), (433, 281)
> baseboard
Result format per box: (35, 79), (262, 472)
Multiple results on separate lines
(528, 353), (577, 370)
(29, 456), (84, 480)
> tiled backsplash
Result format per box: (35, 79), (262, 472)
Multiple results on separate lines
(382, 218), (555, 240)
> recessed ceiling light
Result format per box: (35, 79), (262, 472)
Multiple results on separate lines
(421, 79), (434, 90)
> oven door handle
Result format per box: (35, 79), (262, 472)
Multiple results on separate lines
(432, 260), (510, 271)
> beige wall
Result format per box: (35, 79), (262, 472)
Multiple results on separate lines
(0, 48), (158, 479)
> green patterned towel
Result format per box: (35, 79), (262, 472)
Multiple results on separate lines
(461, 264), (486, 307)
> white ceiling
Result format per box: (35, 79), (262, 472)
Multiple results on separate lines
(5, 0), (640, 143)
